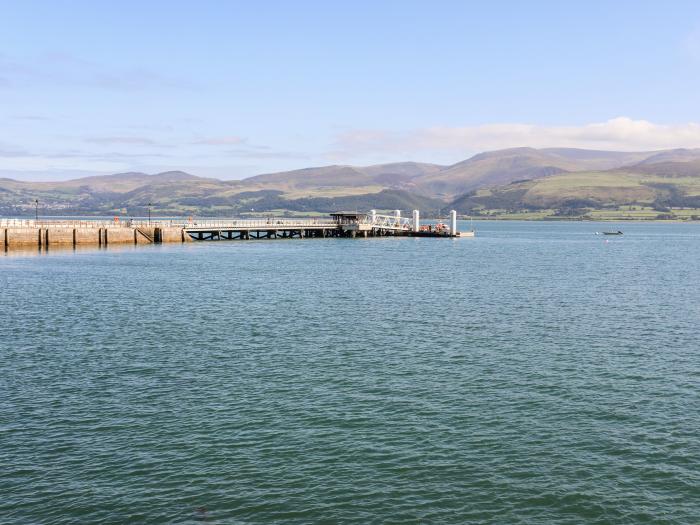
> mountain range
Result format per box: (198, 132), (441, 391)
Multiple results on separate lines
(2, 147), (700, 217)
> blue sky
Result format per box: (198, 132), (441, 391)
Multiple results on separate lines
(2, 0), (700, 180)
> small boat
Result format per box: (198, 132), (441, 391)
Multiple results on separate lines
(455, 216), (476, 237)
(603, 230), (623, 235)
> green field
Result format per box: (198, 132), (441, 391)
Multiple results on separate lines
(465, 206), (700, 221)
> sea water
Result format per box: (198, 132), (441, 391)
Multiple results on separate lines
(1, 221), (699, 524)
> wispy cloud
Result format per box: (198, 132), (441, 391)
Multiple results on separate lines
(191, 136), (247, 145)
(190, 136), (307, 159)
(85, 136), (158, 146)
(91, 67), (196, 91)
(225, 148), (309, 160)
(0, 144), (170, 160)
(51, 150), (171, 160)
(0, 143), (174, 177)
(683, 25), (700, 61)
(9, 114), (52, 121)
(0, 52), (197, 91)
(0, 145), (30, 157)
(329, 117), (700, 160)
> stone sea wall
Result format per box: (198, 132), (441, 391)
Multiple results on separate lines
(3, 226), (191, 249)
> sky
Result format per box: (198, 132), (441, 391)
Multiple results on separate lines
(2, 0), (700, 180)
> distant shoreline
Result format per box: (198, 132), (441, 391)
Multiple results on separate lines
(4, 214), (699, 223)
(464, 216), (700, 222)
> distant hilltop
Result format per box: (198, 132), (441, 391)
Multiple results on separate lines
(2, 147), (700, 220)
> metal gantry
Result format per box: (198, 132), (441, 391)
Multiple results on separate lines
(360, 213), (413, 231)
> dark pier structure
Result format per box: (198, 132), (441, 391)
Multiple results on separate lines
(184, 210), (471, 240)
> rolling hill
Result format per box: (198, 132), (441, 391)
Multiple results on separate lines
(2, 147), (700, 217)
(246, 161), (443, 189)
(451, 166), (700, 214)
(411, 147), (671, 198)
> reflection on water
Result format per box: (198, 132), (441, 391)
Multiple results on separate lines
(2, 243), (145, 257)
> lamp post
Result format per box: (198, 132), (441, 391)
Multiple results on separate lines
(148, 202), (152, 225)
(35, 199), (39, 222)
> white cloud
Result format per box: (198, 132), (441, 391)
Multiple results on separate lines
(330, 118), (700, 161)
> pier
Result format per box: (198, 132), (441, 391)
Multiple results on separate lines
(2, 209), (471, 250)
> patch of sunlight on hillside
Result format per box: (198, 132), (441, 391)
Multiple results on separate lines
(281, 185), (386, 199)
(637, 175), (700, 195)
(534, 171), (643, 190)
(521, 171), (658, 205)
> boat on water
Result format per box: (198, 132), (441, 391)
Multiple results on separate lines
(457, 216), (476, 237)
(418, 215), (476, 237)
(595, 230), (623, 235)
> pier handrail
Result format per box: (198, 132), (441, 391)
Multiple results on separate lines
(176, 219), (338, 229)
(0, 219), (116, 228)
(0, 217), (339, 228)
(1, 215), (418, 230)
(360, 214), (413, 230)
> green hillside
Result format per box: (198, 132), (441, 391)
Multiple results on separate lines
(451, 167), (700, 220)
(3, 147), (700, 219)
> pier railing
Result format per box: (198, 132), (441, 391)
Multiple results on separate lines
(0, 218), (340, 229)
(360, 214), (413, 230)
(175, 219), (338, 229)
(2, 215), (422, 231)
(1, 219), (115, 228)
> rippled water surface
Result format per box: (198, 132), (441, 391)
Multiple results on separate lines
(2, 221), (699, 524)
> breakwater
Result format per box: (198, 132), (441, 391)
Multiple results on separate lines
(1, 220), (191, 249)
